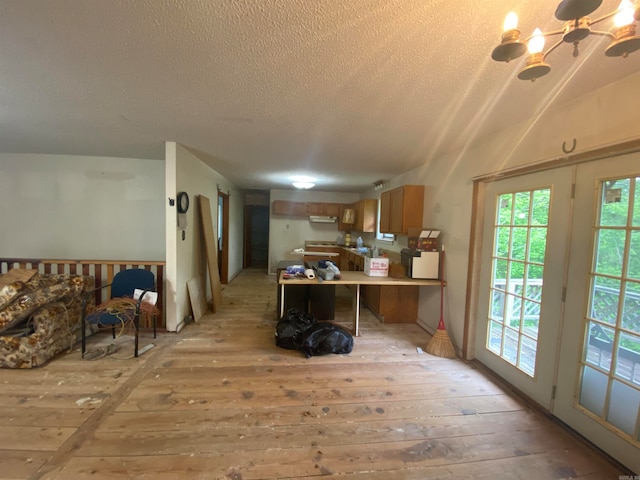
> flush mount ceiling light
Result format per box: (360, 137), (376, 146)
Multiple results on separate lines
(491, 0), (640, 82)
(290, 175), (315, 189)
(373, 179), (388, 191)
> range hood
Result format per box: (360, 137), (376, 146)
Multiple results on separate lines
(309, 215), (338, 223)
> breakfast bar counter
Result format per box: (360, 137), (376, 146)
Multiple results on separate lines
(278, 270), (442, 336)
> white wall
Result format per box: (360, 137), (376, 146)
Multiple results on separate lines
(268, 189), (359, 273)
(164, 142), (244, 332)
(390, 71), (640, 353)
(0, 153), (165, 260)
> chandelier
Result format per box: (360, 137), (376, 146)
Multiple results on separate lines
(491, 0), (640, 81)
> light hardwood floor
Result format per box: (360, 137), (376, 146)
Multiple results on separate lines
(0, 269), (628, 479)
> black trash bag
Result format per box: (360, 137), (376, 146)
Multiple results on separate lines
(275, 308), (317, 350)
(298, 322), (354, 358)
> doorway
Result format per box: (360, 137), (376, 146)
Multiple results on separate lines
(218, 191), (229, 284)
(473, 153), (640, 471)
(244, 205), (269, 268)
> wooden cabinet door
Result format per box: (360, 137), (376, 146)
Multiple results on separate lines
(354, 199), (377, 233)
(338, 203), (356, 231)
(400, 185), (425, 234)
(378, 285), (419, 323)
(339, 253), (350, 272)
(272, 200), (306, 216)
(380, 185), (424, 234)
(306, 202), (341, 217)
(305, 202), (324, 216)
(361, 285), (380, 312)
(388, 188), (405, 233)
(379, 191), (391, 233)
(324, 203), (341, 217)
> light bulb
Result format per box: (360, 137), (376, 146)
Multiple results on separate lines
(292, 182), (314, 189)
(528, 28), (545, 54)
(503, 12), (519, 31)
(613, 0), (635, 27)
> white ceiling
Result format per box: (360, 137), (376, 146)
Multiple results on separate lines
(1, 0), (638, 192)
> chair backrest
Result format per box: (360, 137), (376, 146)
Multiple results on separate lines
(111, 269), (155, 299)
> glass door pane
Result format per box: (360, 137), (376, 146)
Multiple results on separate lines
(487, 188), (550, 377)
(578, 176), (640, 441)
(556, 155), (640, 472)
(475, 167), (573, 410)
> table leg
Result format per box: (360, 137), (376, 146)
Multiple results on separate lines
(352, 283), (360, 336)
(280, 282), (285, 318)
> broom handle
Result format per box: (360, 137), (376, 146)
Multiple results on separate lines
(440, 245), (445, 317)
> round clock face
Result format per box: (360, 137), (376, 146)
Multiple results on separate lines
(177, 192), (190, 213)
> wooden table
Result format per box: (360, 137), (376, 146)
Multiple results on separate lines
(278, 271), (442, 336)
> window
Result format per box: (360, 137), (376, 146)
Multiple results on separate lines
(375, 200), (395, 243)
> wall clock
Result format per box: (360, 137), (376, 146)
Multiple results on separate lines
(177, 192), (190, 213)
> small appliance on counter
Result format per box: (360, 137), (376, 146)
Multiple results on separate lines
(401, 249), (439, 279)
(401, 229), (441, 279)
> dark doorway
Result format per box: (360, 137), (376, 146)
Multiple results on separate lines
(244, 205), (269, 268)
(218, 191), (229, 284)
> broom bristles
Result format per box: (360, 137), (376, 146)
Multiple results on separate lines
(426, 328), (457, 359)
(426, 244), (456, 359)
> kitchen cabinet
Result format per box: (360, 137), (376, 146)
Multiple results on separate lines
(305, 202), (341, 217)
(338, 203), (356, 232)
(339, 249), (350, 272)
(274, 201), (343, 217)
(272, 200), (307, 216)
(348, 251), (364, 271)
(353, 199), (378, 233)
(379, 185), (424, 235)
(361, 284), (419, 323)
(340, 245), (418, 323)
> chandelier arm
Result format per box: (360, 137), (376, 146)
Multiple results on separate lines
(542, 37), (565, 59)
(523, 28), (564, 43)
(589, 29), (616, 39)
(590, 9), (620, 26)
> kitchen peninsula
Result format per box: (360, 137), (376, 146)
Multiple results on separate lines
(278, 240), (442, 332)
(278, 269), (442, 336)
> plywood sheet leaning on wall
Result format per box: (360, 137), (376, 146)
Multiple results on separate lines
(187, 276), (208, 322)
(197, 195), (223, 313)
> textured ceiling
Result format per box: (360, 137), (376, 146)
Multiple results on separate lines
(1, 0), (638, 192)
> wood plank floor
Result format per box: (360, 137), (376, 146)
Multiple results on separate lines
(0, 269), (628, 479)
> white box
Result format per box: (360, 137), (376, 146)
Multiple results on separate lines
(364, 257), (389, 277)
(411, 251), (439, 279)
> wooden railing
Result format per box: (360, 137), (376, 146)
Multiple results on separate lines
(0, 258), (166, 328)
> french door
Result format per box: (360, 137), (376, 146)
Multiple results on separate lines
(475, 153), (640, 472)
(554, 153), (640, 471)
(475, 167), (574, 409)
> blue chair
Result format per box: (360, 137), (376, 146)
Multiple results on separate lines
(81, 269), (157, 358)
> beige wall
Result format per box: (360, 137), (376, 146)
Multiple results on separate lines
(389, 71), (640, 353)
(0, 153), (165, 260)
(164, 143), (244, 332)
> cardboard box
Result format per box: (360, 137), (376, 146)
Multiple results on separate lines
(364, 257), (389, 277)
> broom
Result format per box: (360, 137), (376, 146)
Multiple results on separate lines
(426, 244), (457, 359)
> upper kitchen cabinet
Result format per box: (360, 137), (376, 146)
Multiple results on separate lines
(338, 203), (355, 231)
(272, 200), (307, 216)
(353, 199), (378, 233)
(305, 202), (341, 217)
(379, 185), (424, 234)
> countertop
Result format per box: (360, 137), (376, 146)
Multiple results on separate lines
(290, 250), (340, 257)
(278, 270), (442, 286)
